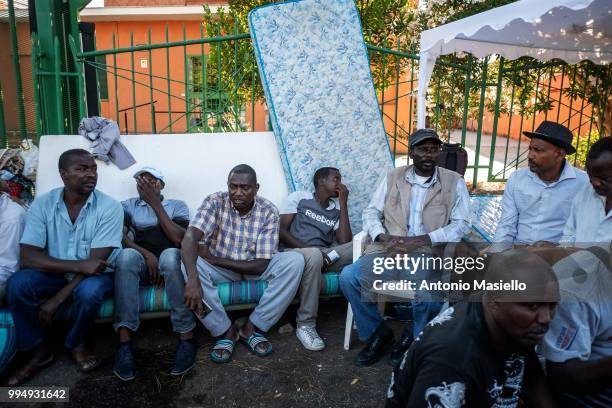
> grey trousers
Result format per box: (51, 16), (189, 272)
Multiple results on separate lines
(186, 251), (305, 337)
(292, 241), (353, 327)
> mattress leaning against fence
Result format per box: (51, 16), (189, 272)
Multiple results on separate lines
(249, 0), (393, 231)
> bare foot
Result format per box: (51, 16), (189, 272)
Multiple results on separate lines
(7, 345), (54, 386)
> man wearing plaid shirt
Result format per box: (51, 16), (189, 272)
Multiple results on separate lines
(181, 164), (304, 363)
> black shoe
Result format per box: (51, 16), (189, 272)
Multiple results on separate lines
(113, 343), (135, 381)
(389, 325), (414, 367)
(170, 339), (197, 376)
(355, 323), (394, 366)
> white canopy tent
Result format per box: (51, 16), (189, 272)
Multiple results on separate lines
(416, 0), (612, 128)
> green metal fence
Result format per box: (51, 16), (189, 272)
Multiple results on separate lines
(2, 0), (609, 186)
(71, 29), (608, 185)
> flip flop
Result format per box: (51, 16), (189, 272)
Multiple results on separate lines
(7, 354), (54, 386)
(210, 339), (235, 364)
(241, 332), (273, 357)
(71, 346), (101, 372)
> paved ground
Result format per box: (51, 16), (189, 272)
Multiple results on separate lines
(3, 298), (405, 408)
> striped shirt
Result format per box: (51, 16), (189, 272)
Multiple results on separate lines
(190, 191), (279, 260)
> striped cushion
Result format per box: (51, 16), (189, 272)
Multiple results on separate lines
(97, 272), (342, 319)
(0, 273), (343, 373)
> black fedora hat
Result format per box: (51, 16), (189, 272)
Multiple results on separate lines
(523, 121), (576, 154)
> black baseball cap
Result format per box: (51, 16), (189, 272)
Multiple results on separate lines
(409, 128), (442, 148)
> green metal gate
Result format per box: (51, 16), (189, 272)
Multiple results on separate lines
(2, 0), (609, 187)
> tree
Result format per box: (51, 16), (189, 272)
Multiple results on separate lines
(200, 0), (610, 141)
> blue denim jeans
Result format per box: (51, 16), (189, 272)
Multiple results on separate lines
(7, 268), (114, 351)
(113, 248), (195, 333)
(339, 252), (444, 341)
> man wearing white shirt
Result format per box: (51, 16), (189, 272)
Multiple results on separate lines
(561, 137), (612, 247)
(339, 129), (471, 366)
(493, 121), (589, 251)
(543, 137), (612, 407)
(0, 182), (26, 304)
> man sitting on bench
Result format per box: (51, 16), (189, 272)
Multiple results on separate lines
(279, 167), (353, 351)
(181, 164), (304, 363)
(112, 167), (197, 381)
(0, 179), (25, 305)
(7, 149), (122, 385)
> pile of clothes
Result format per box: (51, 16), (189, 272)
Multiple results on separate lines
(0, 148), (35, 205)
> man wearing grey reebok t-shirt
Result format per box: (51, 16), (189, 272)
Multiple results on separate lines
(279, 167), (353, 351)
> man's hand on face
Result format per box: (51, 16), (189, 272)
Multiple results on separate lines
(336, 183), (349, 205)
(136, 176), (162, 207)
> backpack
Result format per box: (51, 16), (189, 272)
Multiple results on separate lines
(437, 143), (468, 176)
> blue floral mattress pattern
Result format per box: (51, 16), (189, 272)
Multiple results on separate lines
(249, 0), (393, 231)
(469, 196), (503, 243)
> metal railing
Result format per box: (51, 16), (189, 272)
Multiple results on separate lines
(2, 0), (609, 185)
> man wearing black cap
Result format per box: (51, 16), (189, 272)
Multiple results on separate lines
(492, 121), (589, 251)
(340, 129), (471, 366)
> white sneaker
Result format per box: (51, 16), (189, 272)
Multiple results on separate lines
(296, 326), (325, 351)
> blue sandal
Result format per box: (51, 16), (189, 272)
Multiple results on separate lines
(241, 332), (273, 357)
(210, 339), (235, 364)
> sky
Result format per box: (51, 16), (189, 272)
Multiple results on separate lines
(87, 0), (104, 7)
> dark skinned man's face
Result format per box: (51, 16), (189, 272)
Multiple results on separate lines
(138, 172), (163, 196)
(59, 154), (98, 195)
(491, 280), (559, 348)
(586, 151), (612, 198)
(527, 138), (565, 176)
(228, 172), (259, 213)
(409, 140), (441, 175)
(319, 169), (342, 197)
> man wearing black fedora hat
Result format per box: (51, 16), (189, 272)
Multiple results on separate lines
(492, 121), (589, 251)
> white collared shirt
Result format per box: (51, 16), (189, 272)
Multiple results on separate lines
(362, 167), (471, 243)
(0, 193), (26, 284)
(493, 161), (589, 246)
(560, 183), (612, 247)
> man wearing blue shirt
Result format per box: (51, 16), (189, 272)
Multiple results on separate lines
(6, 149), (123, 386)
(493, 121), (589, 251)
